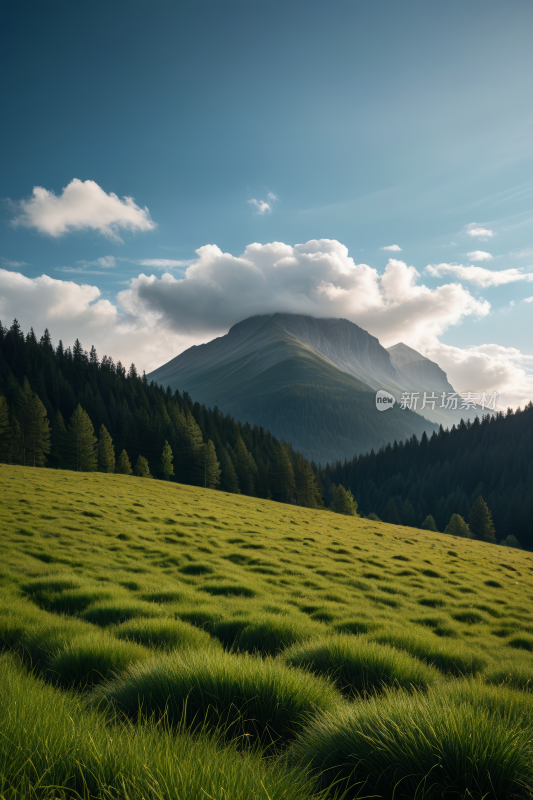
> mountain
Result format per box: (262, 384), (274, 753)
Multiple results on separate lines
(387, 342), (453, 394)
(148, 314), (438, 464)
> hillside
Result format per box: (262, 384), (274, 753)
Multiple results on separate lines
(2, 465), (533, 798)
(321, 403), (533, 548)
(148, 314), (437, 463)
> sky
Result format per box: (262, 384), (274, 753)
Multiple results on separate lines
(1, 0), (532, 408)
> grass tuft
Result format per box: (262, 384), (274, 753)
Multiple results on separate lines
(82, 600), (163, 626)
(372, 630), (487, 675)
(291, 680), (533, 799)
(112, 617), (221, 652)
(48, 632), (149, 688)
(90, 647), (340, 746)
(282, 635), (438, 697)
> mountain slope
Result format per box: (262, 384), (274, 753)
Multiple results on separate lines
(149, 314), (436, 464)
(387, 342), (454, 394)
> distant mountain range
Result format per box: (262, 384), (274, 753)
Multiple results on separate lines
(148, 314), (481, 464)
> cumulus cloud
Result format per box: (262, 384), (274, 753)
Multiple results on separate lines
(117, 241), (489, 351)
(467, 251), (493, 262)
(0, 268), (191, 372)
(465, 222), (494, 239)
(10, 179), (156, 242)
(425, 341), (533, 411)
(2, 239), (531, 407)
(426, 262), (533, 288)
(380, 244), (402, 252)
(524, 296), (533, 303)
(0, 269), (117, 330)
(247, 192), (279, 215)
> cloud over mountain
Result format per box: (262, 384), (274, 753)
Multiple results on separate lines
(1, 239), (531, 408)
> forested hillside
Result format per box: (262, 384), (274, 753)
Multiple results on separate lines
(319, 405), (533, 548)
(0, 320), (322, 507)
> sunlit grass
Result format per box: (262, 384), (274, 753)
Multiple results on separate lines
(2, 463), (533, 797)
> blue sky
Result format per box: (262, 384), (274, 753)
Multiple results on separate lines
(1, 0), (532, 404)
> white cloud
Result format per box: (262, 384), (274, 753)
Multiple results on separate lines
(467, 250), (493, 262)
(426, 262), (533, 287)
(465, 222), (494, 239)
(1, 258), (31, 268)
(2, 239), (531, 407)
(424, 341), (533, 411)
(248, 193), (279, 215)
(0, 267), (189, 371)
(117, 241), (489, 353)
(380, 244), (402, 252)
(524, 296), (533, 303)
(11, 179), (156, 242)
(77, 256), (117, 268)
(130, 258), (192, 269)
(248, 199), (272, 215)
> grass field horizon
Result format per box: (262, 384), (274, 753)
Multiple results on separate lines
(2, 463), (533, 799)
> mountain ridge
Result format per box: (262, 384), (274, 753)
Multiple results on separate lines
(148, 313), (438, 463)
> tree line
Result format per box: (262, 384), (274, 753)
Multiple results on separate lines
(0, 320), (323, 507)
(317, 404), (533, 548)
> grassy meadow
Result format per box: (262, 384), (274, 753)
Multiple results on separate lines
(1, 463), (533, 798)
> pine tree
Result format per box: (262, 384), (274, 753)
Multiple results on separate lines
(203, 439), (221, 489)
(68, 405), (97, 471)
(98, 424), (115, 473)
(135, 454), (151, 477)
(469, 496), (496, 543)
(331, 484), (358, 515)
(500, 534), (521, 549)
(0, 395), (11, 463)
(233, 435), (257, 496)
(383, 497), (402, 525)
(7, 415), (23, 465)
(19, 378), (50, 467)
(444, 513), (470, 537)
(175, 409), (204, 483)
(269, 444), (295, 502)
(50, 411), (69, 469)
(219, 445), (240, 493)
(421, 514), (438, 532)
(160, 440), (174, 480)
(294, 452), (322, 508)
(116, 449), (132, 475)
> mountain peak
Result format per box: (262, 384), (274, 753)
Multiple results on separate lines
(386, 342), (430, 366)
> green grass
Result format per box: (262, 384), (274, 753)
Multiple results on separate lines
(112, 616), (222, 652)
(90, 647), (340, 746)
(48, 632), (149, 688)
(282, 634), (439, 697)
(291, 680), (533, 798)
(0, 655), (330, 800)
(2, 463), (533, 797)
